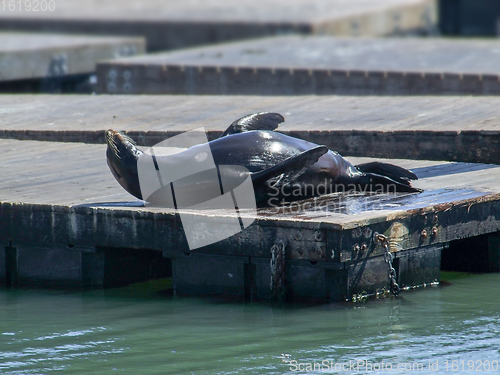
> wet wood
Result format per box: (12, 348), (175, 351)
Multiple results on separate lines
(0, 94), (499, 163)
(0, 32), (145, 82)
(96, 35), (500, 95)
(0, 0), (436, 51)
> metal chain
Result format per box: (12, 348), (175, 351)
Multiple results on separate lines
(376, 233), (400, 297)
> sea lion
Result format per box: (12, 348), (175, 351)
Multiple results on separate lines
(106, 112), (420, 207)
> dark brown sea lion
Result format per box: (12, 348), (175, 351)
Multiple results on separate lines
(106, 113), (419, 207)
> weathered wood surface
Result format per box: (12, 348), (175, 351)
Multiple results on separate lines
(0, 138), (499, 249)
(96, 35), (500, 95)
(0, 0), (436, 51)
(0, 94), (499, 163)
(0, 32), (145, 82)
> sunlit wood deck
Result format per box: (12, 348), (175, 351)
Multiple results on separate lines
(0, 94), (498, 163)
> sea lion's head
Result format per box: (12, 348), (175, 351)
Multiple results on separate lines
(105, 129), (143, 199)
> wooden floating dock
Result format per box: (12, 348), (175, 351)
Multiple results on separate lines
(0, 32), (145, 92)
(0, 0), (437, 51)
(97, 35), (500, 95)
(0, 95), (498, 300)
(0, 94), (499, 164)
(0, 137), (499, 301)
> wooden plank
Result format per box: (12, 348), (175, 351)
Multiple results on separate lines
(0, 32), (145, 82)
(0, 0), (436, 51)
(0, 138), (498, 223)
(96, 35), (500, 95)
(1, 94), (498, 133)
(0, 94), (499, 163)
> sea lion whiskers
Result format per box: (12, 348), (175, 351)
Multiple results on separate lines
(106, 129), (137, 160)
(105, 130), (120, 159)
(120, 132), (136, 146)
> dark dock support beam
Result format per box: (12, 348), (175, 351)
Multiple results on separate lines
(442, 231), (500, 273)
(1, 242), (172, 288)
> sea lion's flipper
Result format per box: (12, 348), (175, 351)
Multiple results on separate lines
(354, 173), (422, 193)
(355, 162), (418, 185)
(251, 146), (328, 188)
(220, 112), (284, 137)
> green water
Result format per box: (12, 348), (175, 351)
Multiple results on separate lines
(1, 273), (500, 375)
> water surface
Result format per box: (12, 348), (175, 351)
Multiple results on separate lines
(1, 273), (499, 374)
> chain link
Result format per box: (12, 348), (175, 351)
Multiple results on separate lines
(376, 233), (400, 297)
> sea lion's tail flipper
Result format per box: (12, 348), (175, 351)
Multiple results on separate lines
(354, 161), (422, 192)
(355, 162), (418, 185)
(354, 173), (422, 193)
(220, 112), (284, 137)
(251, 146), (329, 188)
